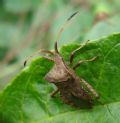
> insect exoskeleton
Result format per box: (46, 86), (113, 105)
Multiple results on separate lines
(44, 41), (99, 108)
(24, 12), (99, 108)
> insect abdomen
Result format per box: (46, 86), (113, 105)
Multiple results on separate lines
(55, 78), (92, 108)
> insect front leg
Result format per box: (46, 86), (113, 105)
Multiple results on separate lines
(24, 49), (54, 66)
(70, 40), (90, 64)
(50, 88), (59, 97)
(73, 56), (97, 70)
(42, 56), (54, 62)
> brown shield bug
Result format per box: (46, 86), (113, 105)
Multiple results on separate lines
(24, 12), (99, 108)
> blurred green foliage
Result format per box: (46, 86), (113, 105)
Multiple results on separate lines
(0, 0), (120, 89)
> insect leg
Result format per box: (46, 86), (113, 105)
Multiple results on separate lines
(81, 79), (99, 99)
(51, 88), (59, 97)
(42, 56), (54, 62)
(24, 49), (54, 66)
(70, 40), (90, 64)
(73, 56), (97, 70)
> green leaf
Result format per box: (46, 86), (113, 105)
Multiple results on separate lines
(0, 23), (19, 47)
(0, 33), (120, 123)
(4, 0), (41, 13)
(84, 14), (120, 40)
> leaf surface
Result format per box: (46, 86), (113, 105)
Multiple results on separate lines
(0, 33), (120, 123)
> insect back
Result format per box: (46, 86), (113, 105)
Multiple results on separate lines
(44, 41), (99, 108)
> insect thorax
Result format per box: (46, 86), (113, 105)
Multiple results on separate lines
(44, 62), (71, 83)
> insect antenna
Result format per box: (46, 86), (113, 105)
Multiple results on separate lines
(55, 11), (79, 48)
(24, 49), (54, 67)
(54, 41), (59, 53)
(24, 12), (79, 66)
